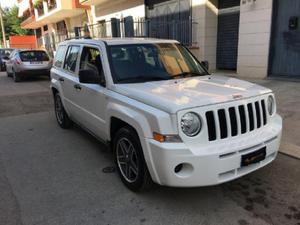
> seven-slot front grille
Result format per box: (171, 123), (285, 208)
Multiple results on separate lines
(206, 99), (268, 141)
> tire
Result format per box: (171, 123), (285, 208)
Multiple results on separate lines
(12, 70), (21, 82)
(54, 92), (73, 129)
(6, 67), (12, 77)
(113, 126), (153, 191)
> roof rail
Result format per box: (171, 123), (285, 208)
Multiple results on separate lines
(64, 36), (92, 41)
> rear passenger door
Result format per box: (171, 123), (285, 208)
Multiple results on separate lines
(74, 45), (108, 140)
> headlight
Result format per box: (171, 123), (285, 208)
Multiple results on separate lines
(267, 95), (275, 115)
(181, 112), (201, 137)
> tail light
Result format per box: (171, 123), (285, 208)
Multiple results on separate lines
(15, 58), (22, 65)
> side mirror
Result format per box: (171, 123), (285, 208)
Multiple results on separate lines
(79, 69), (102, 85)
(201, 61), (209, 71)
(3, 56), (9, 60)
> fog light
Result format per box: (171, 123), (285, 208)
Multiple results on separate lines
(174, 163), (194, 178)
(174, 164), (183, 173)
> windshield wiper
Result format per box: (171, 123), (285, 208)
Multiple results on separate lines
(173, 72), (206, 79)
(118, 76), (171, 83)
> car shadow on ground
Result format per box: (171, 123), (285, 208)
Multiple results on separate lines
(71, 121), (300, 225)
(18, 76), (50, 83)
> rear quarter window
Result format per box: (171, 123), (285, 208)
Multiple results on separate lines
(54, 46), (66, 68)
(63, 45), (80, 73)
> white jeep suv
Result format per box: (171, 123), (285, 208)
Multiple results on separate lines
(50, 38), (282, 191)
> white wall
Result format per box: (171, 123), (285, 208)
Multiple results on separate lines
(237, 0), (273, 78)
(191, 0), (218, 71)
(92, 0), (145, 22)
(67, 13), (89, 31)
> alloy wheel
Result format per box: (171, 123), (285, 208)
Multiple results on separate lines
(116, 137), (139, 183)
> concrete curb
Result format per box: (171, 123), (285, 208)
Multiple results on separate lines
(279, 141), (300, 160)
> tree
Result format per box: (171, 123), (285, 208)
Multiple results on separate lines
(0, 6), (32, 41)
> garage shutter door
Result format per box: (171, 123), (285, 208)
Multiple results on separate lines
(216, 0), (240, 70)
(269, 0), (300, 77)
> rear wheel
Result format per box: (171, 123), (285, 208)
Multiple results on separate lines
(113, 126), (153, 191)
(54, 92), (72, 129)
(12, 70), (21, 82)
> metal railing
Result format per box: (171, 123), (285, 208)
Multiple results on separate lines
(37, 18), (198, 56)
(77, 18), (197, 46)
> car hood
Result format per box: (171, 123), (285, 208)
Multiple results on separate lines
(112, 75), (272, 114)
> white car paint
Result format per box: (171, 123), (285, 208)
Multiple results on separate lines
(112, 75), (272, 114)
(51, 38), (282, 187)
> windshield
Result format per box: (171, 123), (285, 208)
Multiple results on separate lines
(20, 51), (50, 62)
(108, 43), (208, 83)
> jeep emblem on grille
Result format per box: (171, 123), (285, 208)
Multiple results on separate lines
(233, 94), (243, 99)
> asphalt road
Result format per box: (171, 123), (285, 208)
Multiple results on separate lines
(0, 72), (299, 225)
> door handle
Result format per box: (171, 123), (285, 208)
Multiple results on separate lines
(59, 77), (64, 82)
(74, 84), (82, 91)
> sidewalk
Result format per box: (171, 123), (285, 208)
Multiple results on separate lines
(249, 78), (300, 159)
(215, 71), (300, 159)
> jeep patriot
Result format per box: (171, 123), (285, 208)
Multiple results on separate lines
(50, 38), (282, 191)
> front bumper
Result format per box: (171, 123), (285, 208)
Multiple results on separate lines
(143, 114), (282, 187)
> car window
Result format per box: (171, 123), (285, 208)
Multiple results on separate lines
(9, 51), (16, 58)
(64, 45), (80, 73)
(19, 51), (49, 62)
(54, 46), (66, 68)
(80, 46), (103, 75)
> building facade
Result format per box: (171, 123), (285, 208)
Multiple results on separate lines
(18, 0), (91, 55)
(18, 0), (300, 79)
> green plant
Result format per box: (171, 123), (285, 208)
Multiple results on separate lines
(33, 0), (43, 9)
(0, 6), (33, 41)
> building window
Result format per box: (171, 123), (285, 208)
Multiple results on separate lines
(43, 25), (48, 32)
(56, 20), (68, 35)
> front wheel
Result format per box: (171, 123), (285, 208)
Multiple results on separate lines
(113, 126), (153, 191)
(54, 93), (72, 129)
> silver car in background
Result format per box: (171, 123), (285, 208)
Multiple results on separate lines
(6, 49), (52, 82)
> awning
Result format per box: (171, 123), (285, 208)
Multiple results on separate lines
(18, 0), (30, 17)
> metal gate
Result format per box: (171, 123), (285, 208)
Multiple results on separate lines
(145, 0), (192, 46)
(216, 0), (240, 70)
(269, 0), (300, 78)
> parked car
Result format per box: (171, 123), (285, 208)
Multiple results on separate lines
(50, 38), (282, 191)
(0, 48), (15, 71)
(6, 49), (52, 82)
